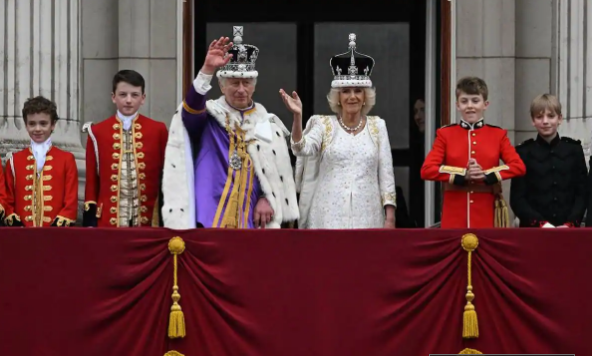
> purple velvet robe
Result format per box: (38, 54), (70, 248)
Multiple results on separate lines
(182, 85), (261, 228)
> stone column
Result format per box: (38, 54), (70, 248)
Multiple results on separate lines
(514, 0), (554, 144)
(0, 0), (86, 219)
(455, 0), (516, 216)
(556, 0), (592, 160)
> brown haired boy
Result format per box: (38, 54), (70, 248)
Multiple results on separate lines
(510, 94), (587, 228)
(421, 76), (526, 228)
(4, 96), (78, 227)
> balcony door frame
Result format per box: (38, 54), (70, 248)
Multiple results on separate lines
(180, 0), (453, 228)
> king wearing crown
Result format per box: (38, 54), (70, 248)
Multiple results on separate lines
(162, 26), (299, 229)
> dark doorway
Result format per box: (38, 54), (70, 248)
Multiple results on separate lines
(194, 0), (428, 227)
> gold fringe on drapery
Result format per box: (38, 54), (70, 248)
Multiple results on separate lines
(164, 351), (184, 356)
(459, 348), (482, 354)
(461, 233), (479, 338)
(168, 236), (186, 339)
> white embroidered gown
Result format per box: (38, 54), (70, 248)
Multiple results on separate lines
(292, 116), (396, 229)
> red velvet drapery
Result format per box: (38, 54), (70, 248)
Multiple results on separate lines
(0, 228), (588, 355)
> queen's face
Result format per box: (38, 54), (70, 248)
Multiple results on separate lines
(339, 87), (365, 115)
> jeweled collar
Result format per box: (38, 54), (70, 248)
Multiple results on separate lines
(460, 118), (485, 130)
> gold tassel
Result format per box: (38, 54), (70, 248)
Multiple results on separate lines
(493, 183), (510, 228)
(168, 237), (186, 339)
(461, 233), (479, 339)
(459, 348), (483, 354)
(164, 351), (185, 356)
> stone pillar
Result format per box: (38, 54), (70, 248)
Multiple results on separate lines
(514, 0), (554, 144)
(0, 0), (86, 219)
(455, 0), (517, 216)
(556, 0), (592, 160)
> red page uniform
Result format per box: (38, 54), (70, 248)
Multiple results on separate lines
(83, 115), (167, 227)
(4, 146), (78, 227)
(421, 120), (526, 228)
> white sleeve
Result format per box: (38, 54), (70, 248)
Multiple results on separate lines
(290, 116), (325, 157)
(377, 120), (396, 207)
(192, 71), (213, 95)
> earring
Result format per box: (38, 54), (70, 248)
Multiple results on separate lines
(337, 102), (341, 106)
(363, 102), (366, 106)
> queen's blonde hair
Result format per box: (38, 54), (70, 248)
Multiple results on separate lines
(327, 87), (376, 116)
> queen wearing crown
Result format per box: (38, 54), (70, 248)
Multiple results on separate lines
(162, 26), (299, 229)
(280, 34), (397, 229)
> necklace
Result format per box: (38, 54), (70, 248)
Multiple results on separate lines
(338, 116), (364, 133)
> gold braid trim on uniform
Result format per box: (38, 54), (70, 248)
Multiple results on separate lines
(84, 201), (97, 211)
(461, 233), (479, 339)
(4, 213), (20, 226)
(459, 348), (482, 354)
(54, 216), (75, 227)
(483, 164), (509, 174)
(439, 165), (467, 175)
(168, 237), (186, 339)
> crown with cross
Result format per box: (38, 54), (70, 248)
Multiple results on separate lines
(329, 33), (375, 88)
(216, 26), (260, 79)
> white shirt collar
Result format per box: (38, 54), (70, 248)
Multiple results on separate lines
(117, 110), (138, 131)
(30, 137), (52, 172)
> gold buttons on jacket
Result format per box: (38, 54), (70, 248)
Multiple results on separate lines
(134, 123), (142, 130)
(141, 217), (149, 225)
(140, 195), (147, 202)
(113, 143), (121, 150)
(27, 155), (34, 161)
(138, 162), (146, 169)
(113, 133), (120, 140)
(111, 163), (119, 170)
(26, 174), (33, 180)
(134, 132), (143, 139)
(25, 185), (33, 191)
(471, 151), (476, 155)
(112, 153), (120, 160)
(140, 206), (148, 213)
(110, 185), (118, 192)
(137, 152), (145, 159)
(135, 142), (143, 149)
(140, 184), (146, 191)
(110, 196), (118, 203)
(111, 175), (118, 182)
(473, 141), (477, 145)
(110, 207), (117, 214)
(110, 218), (117, 226)
(25, 216), (33, 222)
(139, 173), (146, 180)
(113, 123), (121, 130)
(26, 165), (34, 170)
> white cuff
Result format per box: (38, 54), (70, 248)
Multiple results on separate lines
(193, 71), (213, 95)
(290, 135), (305, 152)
